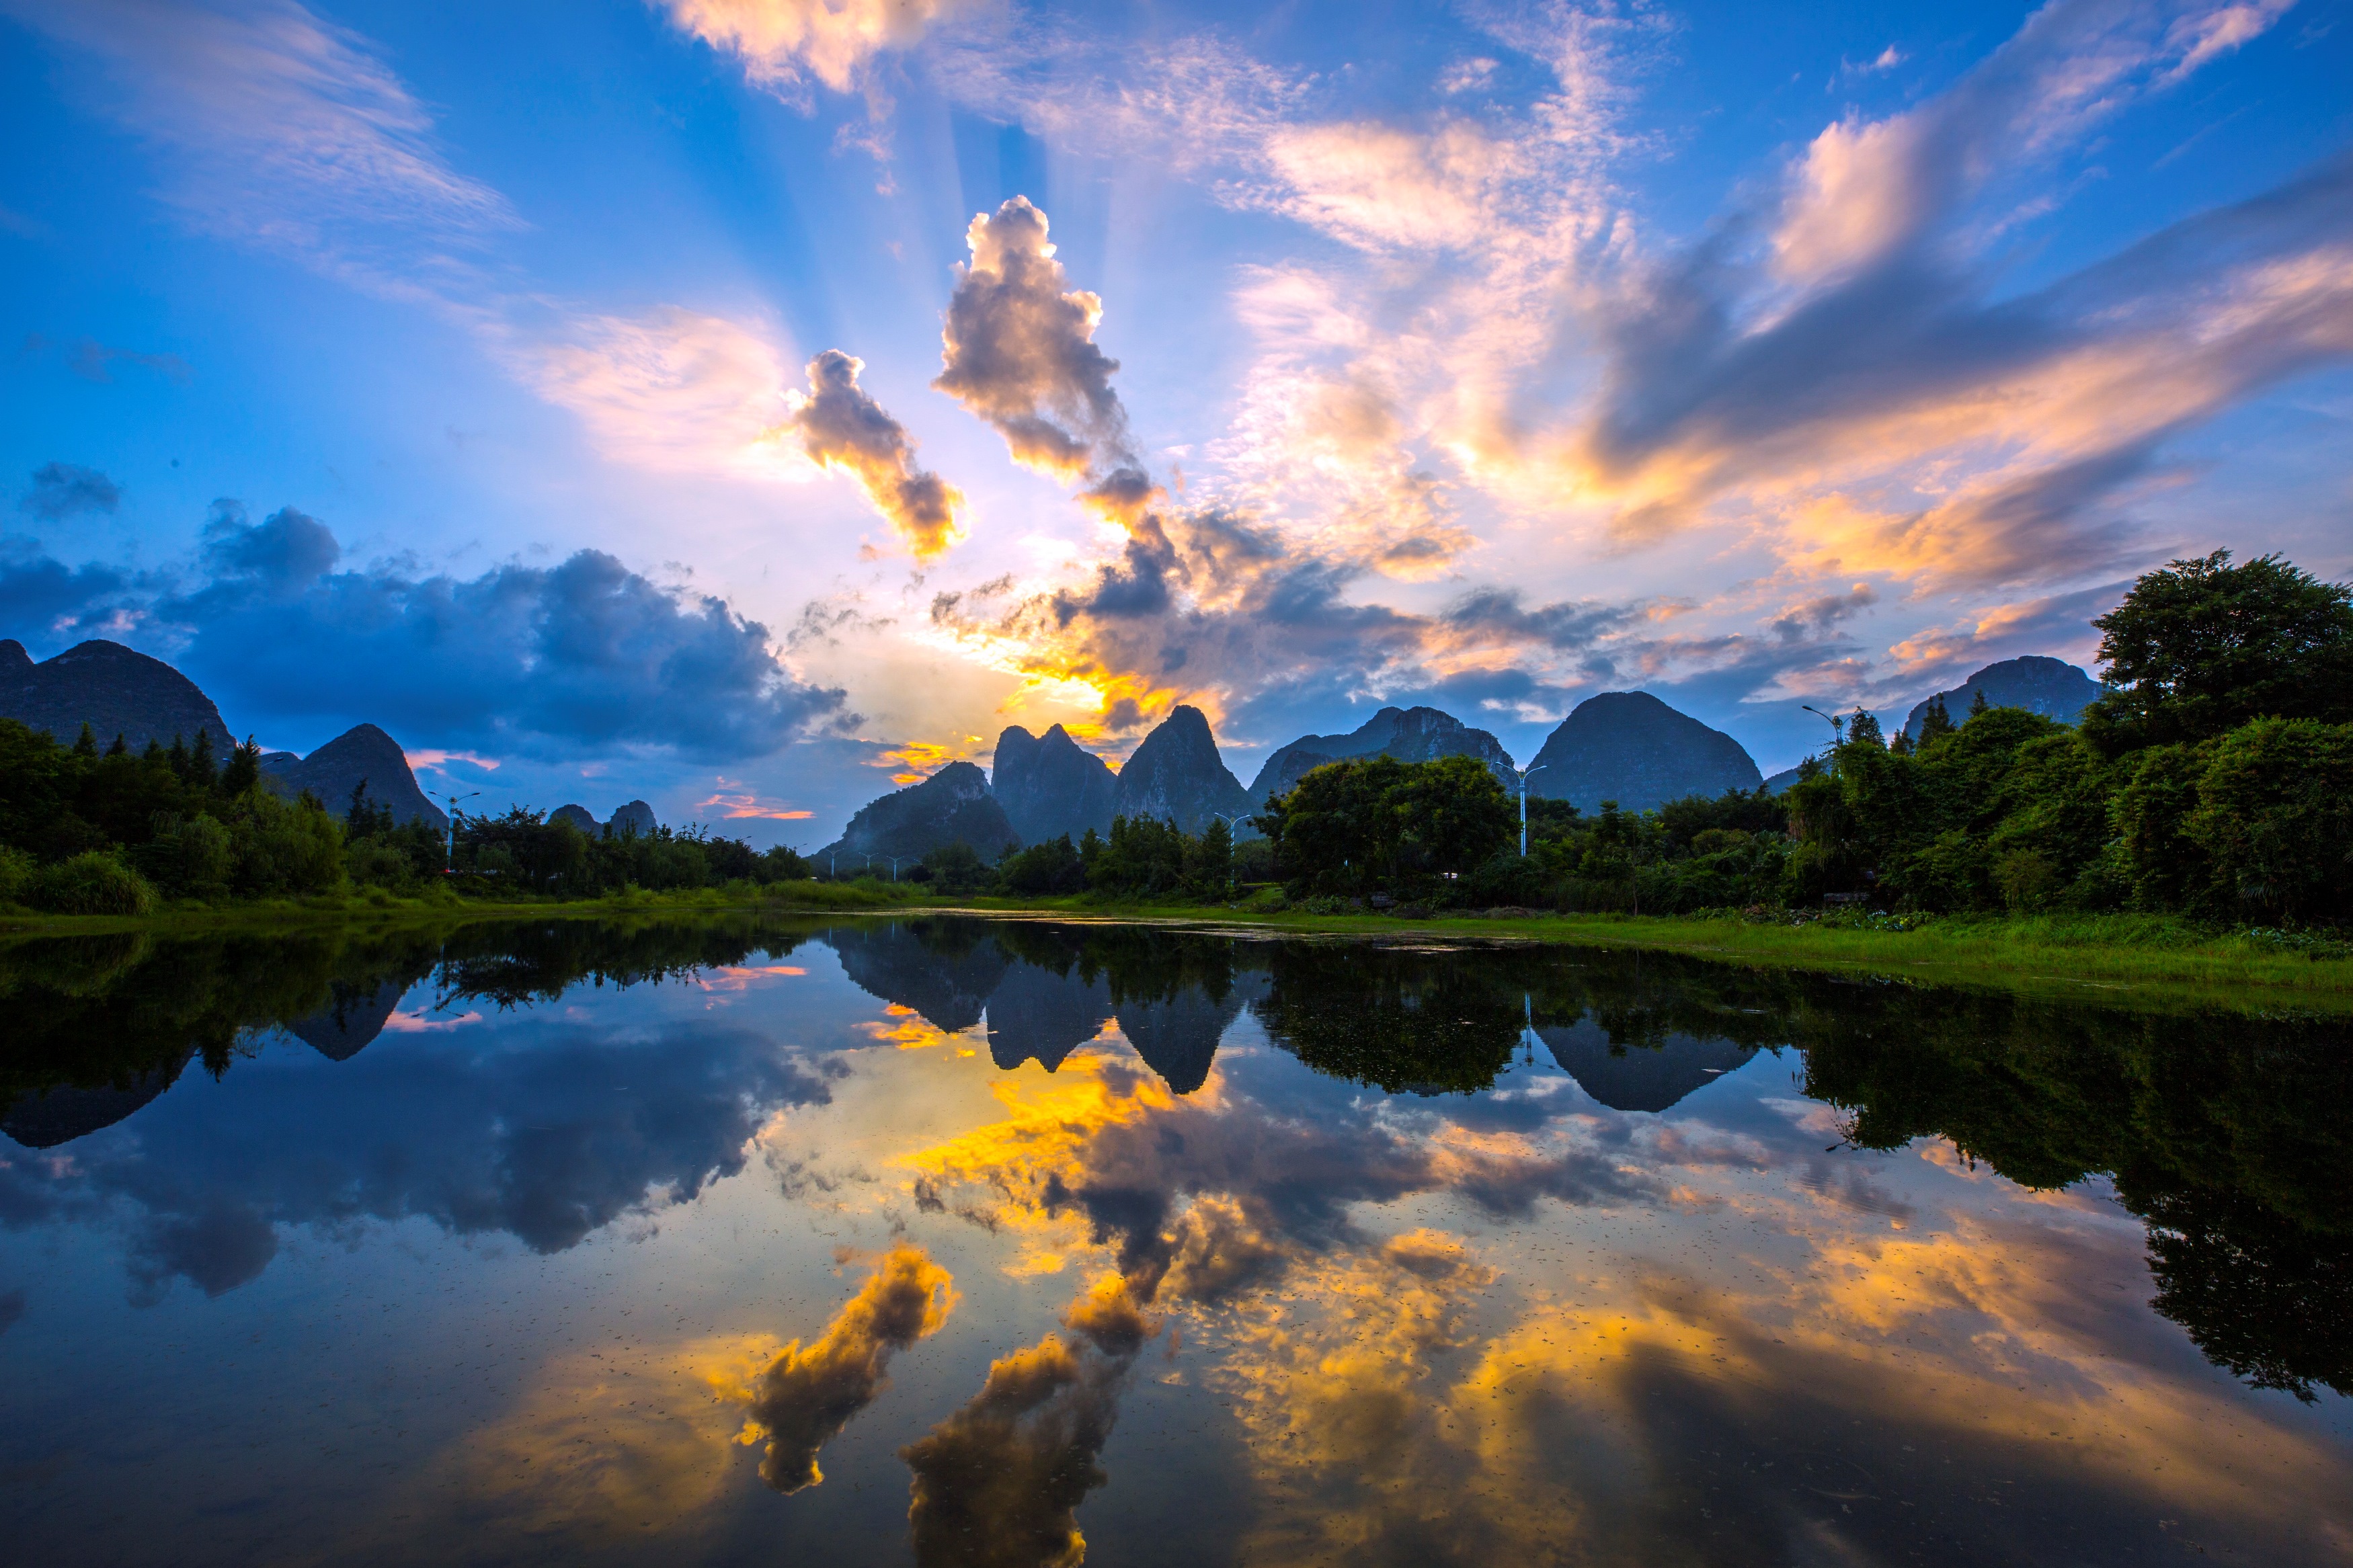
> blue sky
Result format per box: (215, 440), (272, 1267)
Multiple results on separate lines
(3, 0), (2349, 842)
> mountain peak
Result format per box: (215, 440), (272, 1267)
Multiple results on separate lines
(1527, 691), (1761, 811)
(0, 636), (235, 753)
(1249, 703), (1514, 801)
(1113, 706), (1251, 832)
(994, 724), (1117, 845)
(1903, 657), (2100, 740)
(822, 761), (1019, 866)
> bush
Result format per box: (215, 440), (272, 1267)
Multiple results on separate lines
(31, 850), (159, 915)
(346, 838), (416, 889)
(138, 812), (234, 899)
(0, 845), (33, 906)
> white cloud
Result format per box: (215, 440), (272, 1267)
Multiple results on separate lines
(659, 0), (968, 97)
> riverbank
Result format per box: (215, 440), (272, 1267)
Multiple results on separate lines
(1138, 906), (2353, 1012)
(5, 884), (2346, 1012)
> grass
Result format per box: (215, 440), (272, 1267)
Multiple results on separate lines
(0, 876), (922, 939)
(5, 880), (2347, 1013)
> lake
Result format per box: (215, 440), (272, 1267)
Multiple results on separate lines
(1, 914), (2346, 1565)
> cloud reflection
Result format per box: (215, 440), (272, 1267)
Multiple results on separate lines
(900, 1275), (1158, 1567)
(744, 1244), (957, 1493)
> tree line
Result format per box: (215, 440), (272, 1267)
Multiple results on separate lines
(0, 720), (809, 914)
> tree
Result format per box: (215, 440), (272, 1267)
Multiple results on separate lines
(1257, 753), (1514, 898)
(219, 737), (261, 798)
(1848, 708), (1884, 747)
(1917, 694), (1956, 745)
(73, 722), (97, 758)
(2082, 549), (2353, 755)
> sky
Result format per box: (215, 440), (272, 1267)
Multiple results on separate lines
(2, 0), (2349, 845)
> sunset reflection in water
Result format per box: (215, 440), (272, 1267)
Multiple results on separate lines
(0, 916), (2344, 1565)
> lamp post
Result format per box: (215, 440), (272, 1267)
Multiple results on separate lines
(438, 790), (479, 873)
(882, 854), (906, 882)
(1516, 763), (1550, 858)
(1207, 812), (1247, 895)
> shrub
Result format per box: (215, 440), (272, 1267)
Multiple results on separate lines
(0, 845), (34, 906)
(31, 850), (159, 915)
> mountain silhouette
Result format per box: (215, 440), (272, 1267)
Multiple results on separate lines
(1113, 706), (1252, 833)
(993, 724), (1118, 845)
(1903, 655), (2101, 740)
(0, 638), (234, 753)
(258, 723), (447, 830)
(819, 761), (1020, 868)
(1249, 705), (1515, 803)
(1525, 692), (1763, 811)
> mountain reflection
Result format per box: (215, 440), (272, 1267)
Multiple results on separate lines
(0, 913), (2346, 1405)
(0, 917), (840, 1300)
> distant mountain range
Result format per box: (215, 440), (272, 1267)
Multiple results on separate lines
(552, 800), (662, 837)
(1, 636), (446, 830)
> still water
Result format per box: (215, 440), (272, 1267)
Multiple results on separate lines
(1, 915), (2346, 1565)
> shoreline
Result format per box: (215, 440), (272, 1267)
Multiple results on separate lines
(4, 889), (2346, 1013)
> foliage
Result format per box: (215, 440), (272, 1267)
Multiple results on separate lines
(2081, 548), (2353, 755)
(1255, 753), (1514, 899)
(31, 850), (159, 915)
(996, 835), (1087, 897)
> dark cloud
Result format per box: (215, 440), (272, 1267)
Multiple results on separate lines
(791, 350), (964, 559)
(199, 500), (340, 592)
(151, 510), (846, 759)
(745, 1245), (957, 1493)
(20, 462), (121, 521)
(0, 551), (130, 628)
(900, 1277), (1156, 1567)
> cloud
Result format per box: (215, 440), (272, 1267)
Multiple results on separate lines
(199, 499), (340, 591)
(742, 1244), (956, 1493)
(933, 197), (1133, 481)
(2, 0), (515, 298)
(59, 339), (192, 384)
(514, 306), (809, 481)
(78, 507), (852, 759)
(790, 351), (965, 558)
(19, 462), (121, 522)
(898, 1276), (1156, 1567)
(659, 0), (967, 97)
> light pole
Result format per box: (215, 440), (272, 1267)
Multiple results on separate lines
(1208, 812), (1247, 895)
(1801, 704), (1845, 742)
(1516, 763), (1550, 858)
(882, 854), (906, 882)
(438, 790), (479, 872)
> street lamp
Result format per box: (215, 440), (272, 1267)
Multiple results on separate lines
(1207, 812), (1248, 895)
(1516, 763), (1550, 858)
(438, 790), (479, 872)
(1800, 704), (1846, 740)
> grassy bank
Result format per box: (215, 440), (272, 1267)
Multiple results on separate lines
(0, 877), (924, 940)
(1112, 906), (2353, 1012)
(6, 882), (2348, 1012)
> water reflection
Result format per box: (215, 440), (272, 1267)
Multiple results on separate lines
(0, 915), (2346, 1565)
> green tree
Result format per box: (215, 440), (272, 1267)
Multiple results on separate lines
(2184, 718), (2353, 923)
(2082, 550), (2353, 755)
